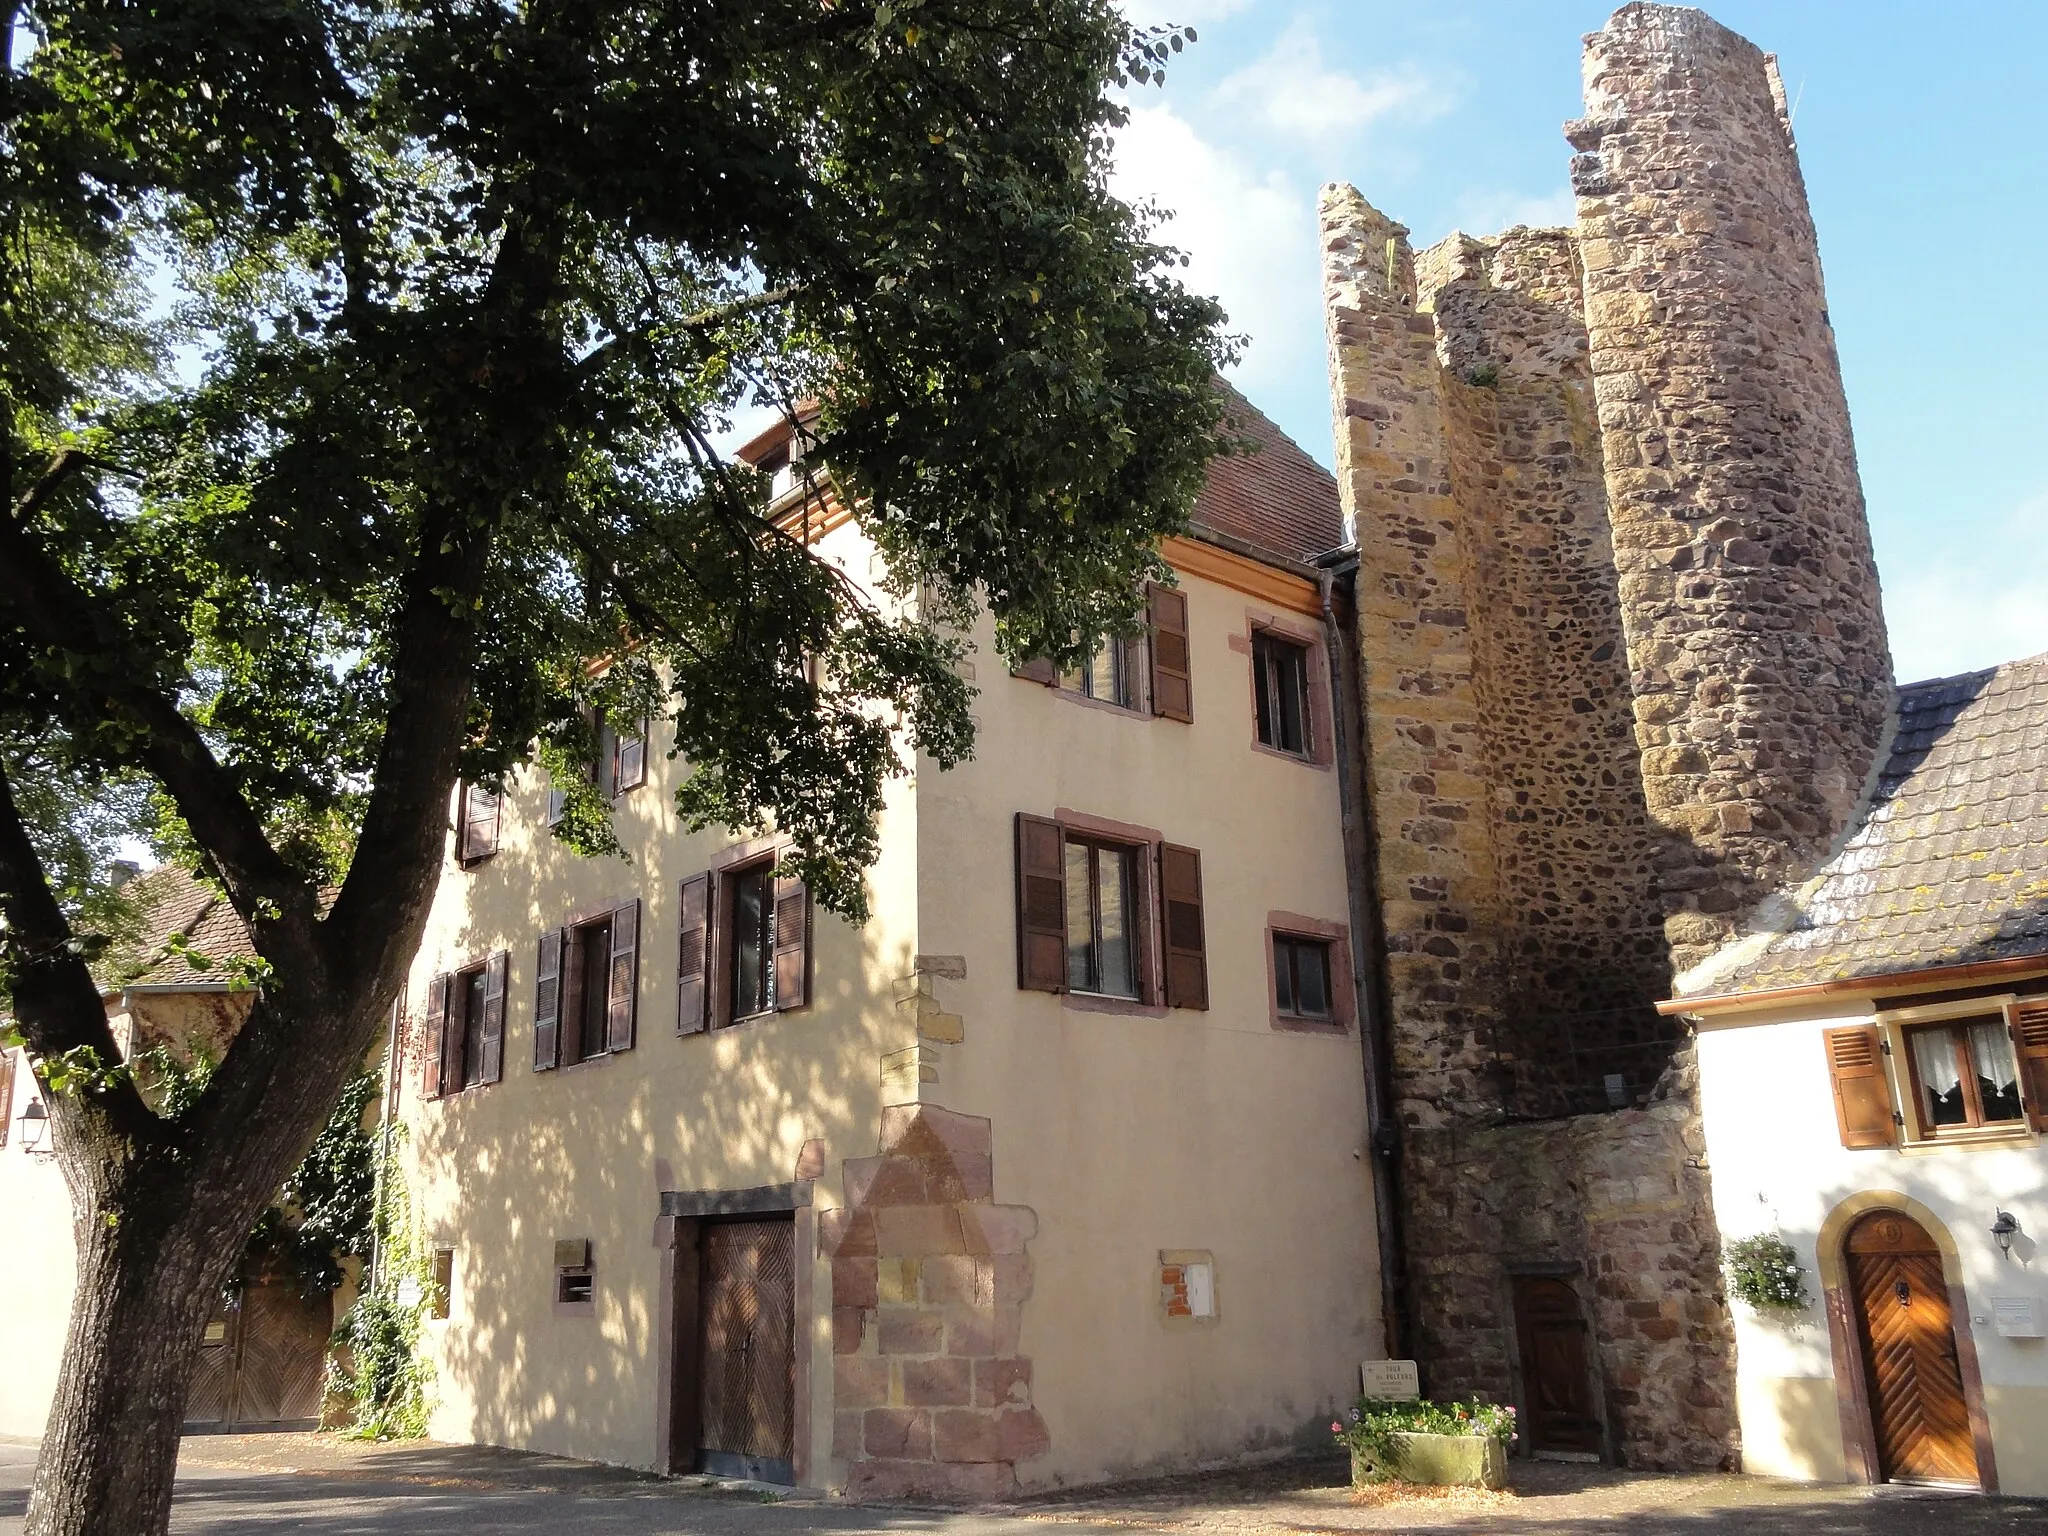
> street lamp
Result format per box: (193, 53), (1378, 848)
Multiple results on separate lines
(16, 1099), (52, 1157)
(1991, 1210), (2020, 1260)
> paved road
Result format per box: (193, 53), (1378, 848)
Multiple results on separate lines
(1, 1436), (2044, 1535)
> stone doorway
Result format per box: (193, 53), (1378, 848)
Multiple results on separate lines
(1511, 1275), (1602, 1458)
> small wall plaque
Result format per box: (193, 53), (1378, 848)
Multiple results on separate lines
(1992, 1296), (2044, 1338)
(394, 1275), (424, 1307)
(1361, 1358), (1421, 1399)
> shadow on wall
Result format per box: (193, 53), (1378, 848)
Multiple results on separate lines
(400, 842), (922, 1466)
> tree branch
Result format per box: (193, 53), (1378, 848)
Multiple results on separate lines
(0, 763), (157, 1146)
(10, 447), (94, 524)
(0, 516), (310, 935)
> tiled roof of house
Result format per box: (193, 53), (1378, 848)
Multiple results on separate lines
(99, 866), (257, 991)
(1681, 652), (2048, 998)
(1190, 383), (1345, 565)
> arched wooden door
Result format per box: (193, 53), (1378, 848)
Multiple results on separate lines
(1845, 1211), (1977, 1485)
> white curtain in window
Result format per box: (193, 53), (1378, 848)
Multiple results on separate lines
(1969, 1022), (2019, 1092)
(1913, 1029), (1961, 1095)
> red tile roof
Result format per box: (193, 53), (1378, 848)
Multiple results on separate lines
(1191, 382), (1345, 566)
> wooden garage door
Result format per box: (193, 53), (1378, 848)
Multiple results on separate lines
(1846, 1211), (1977, 1486)
(184, 1278), (332, 1432)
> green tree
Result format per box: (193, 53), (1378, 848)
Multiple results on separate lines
(0, 3), (1227, 1532)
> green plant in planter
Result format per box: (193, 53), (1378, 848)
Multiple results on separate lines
(1725, 1234), (1811, 1313)
(1332, 1396), (1516, 1484)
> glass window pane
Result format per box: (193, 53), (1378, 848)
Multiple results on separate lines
(461, 970), (486, 1086)
(1297, 942), (1331, 1017)
(732, 866), (774, 1018)
(1279, 646), (1309, 754)
(1274, 939), (1297, 1014)
(1968, 1021), (2023, 1123)
(1065, 842), (1095, 993)
(1096, 847), (1138, 999)
(581, 922), (612, 1058)
(1086, 644), (1118, 703)
(1911, 1027), (1967, 1127)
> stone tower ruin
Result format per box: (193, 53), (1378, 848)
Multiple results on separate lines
(1322, 3), (1890, 1468)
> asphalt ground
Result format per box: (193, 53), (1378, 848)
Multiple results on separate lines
(0, 1435), (2043, 1534)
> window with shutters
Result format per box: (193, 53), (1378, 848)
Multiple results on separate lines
(1251, 631), (1312, 757)
(730, 861), (777, 1019)
(535, 900), (640, 1069)
(1902, 1017), (2025, 1135)
(423, 952), (508, 1098)
(457, 783), (500, 867)
(1012, 812), (1203, 1011)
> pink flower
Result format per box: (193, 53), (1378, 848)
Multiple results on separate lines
(1331, 1422), (1343, 1434)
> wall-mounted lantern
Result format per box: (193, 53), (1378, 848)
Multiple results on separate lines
(16, 1099), (53, 1158)
(1991, 1209), (2020, 1260)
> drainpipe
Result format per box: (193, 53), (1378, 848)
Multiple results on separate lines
(366, 996), (403, 1295)
(1319, 554), (1411, 1362)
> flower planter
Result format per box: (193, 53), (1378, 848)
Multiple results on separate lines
(1351, 1432), (1508, 1490)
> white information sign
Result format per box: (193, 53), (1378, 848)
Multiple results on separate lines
(1360, 1359), (1421, 1400)
(1992, 1296), (2044, 1338)
(1184, 1261), (1216, 1319)
(394, 1275), (424, 1308)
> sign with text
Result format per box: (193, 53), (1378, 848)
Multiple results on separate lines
(1360, 1359), (1420, 1400)
(1993, 1296), (2044, 1338)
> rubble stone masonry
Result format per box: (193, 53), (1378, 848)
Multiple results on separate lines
(1317, 0), (1893, 1472)
(1572, 3), (1893, 975)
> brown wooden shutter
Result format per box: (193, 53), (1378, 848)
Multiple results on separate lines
(773, 869), (811, 1012)
(1147, 582), (1193, 721)
(2011, 1001), (2048, 1132)
(615, 720), (647, 792)
(606, 899), (640, 1053)
(422, 974), (450, 1098)
(0, 1050), (13, 1146)
(477, 950), (508, 1084)
(533, 928), (563, 1071)
(677, 873), (711, 1035)
(460, 784), (500, 864)
(1159, 843), (1208, 1010)
(1015, 812), (1067, 992)
(1823, 1025), (1895, 1148)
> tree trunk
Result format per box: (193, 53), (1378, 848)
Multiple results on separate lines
(26, 1171), (242, 1536)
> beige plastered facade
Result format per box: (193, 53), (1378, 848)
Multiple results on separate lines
(395, 514), (1383, 1490)
(1694, 992), (2048, 1495)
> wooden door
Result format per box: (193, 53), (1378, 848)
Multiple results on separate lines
(1513, 1276), (1603, 1456)
(1847, 1211), (1978, 1485)
(183, 1279), (332, 1431)
(697, 1218), (796, 1482)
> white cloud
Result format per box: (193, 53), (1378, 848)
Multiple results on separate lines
(1214, 20), (1451, 145)
(1879, 490), (2048, 682)
(1118, 0), (1252, 29)
(1109, 103), (1322, 399)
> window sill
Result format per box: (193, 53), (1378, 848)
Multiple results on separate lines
(1055, 688), (1151, 721)
(1273, 1012), (1347, 1036)
(1062, 991), (1167, 1019)
(1897, 1128), (2036, 1156)
(1249, 739), (1331, 772)
(552, 1299), (596, 1319)
(560, 1051), (617, 1075)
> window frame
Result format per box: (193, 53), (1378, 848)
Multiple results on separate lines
(430, 1246), (455, 1321)
(1874, 995), (2042, 1147)
(723, 854), (780, 1025)
(537, 899), (640, 1072)
(1265, 913), (1354, 1035)
(1237, 615), (1334, 770)
(697, 837), (814, 1034)
(1251, 629), (1314, 758)
(1059, 634), (1147, 714)
(427, 951), (508, 1098)
(1063, 835), (1145, 1001)
(1899, 1016), (2026, 1138)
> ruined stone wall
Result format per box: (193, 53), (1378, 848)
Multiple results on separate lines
(1324, 182), (1737, 1469)
(1423, 229), (1676, 1119)
(1571, 3), (1894, 976)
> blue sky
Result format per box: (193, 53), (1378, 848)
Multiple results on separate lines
(1109, 0), (2048, 684)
